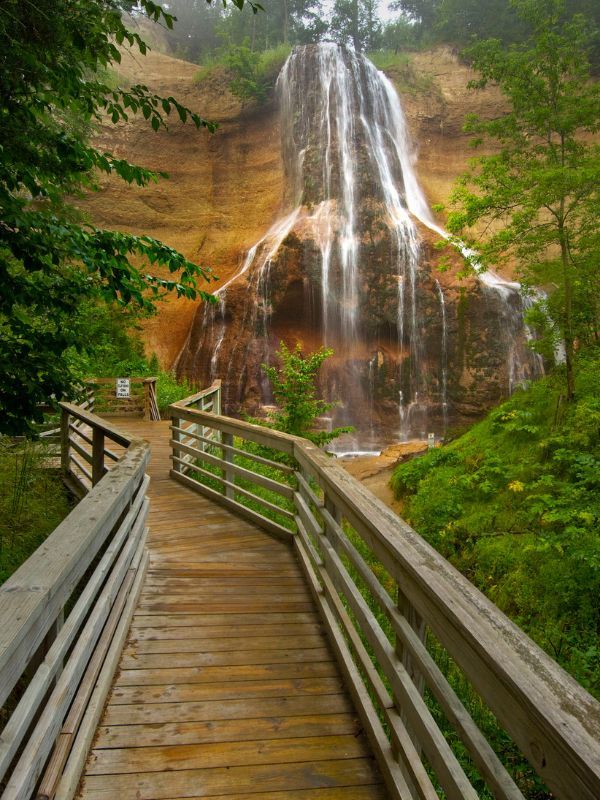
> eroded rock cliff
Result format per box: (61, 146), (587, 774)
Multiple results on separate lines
(83, 42), (539, 443)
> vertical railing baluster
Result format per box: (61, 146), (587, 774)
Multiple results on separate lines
(61, 406), (71, 478)
(143, 379), (151, 421)
(172, 411), (182, 473)
(395, 586), (426, 754)
(92, 428), (105, 486)
(223, 432), (234, 499)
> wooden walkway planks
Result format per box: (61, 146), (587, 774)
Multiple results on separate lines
(77, 419), (388, 800)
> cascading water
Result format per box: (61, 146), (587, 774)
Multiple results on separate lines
(177, 43), (543, 448)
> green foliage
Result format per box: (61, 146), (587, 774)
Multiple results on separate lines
(392, 348), (600, 698)
(330, 0), (383, 51)
(216, 0), (326, 53)
(389, 0), (600, 65)
(0, 441), (71, 585)
(65, 299), (196, 413)
(446, 0), (600, 400)
(262, 342), (352, 447)
(0, 0), (259, 435)
(225, 42), (267, 102)
(154, 371), (195, 414)
(196, 42), (292, 102)
(368, 51), (437, 95)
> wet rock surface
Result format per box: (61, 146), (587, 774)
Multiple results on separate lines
(176, 44), (541, 444)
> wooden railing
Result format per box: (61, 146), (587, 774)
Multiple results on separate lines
(170, 384), (600, 800)
(170, 381), (296, 541)
(86, 376), (160, 421)
(0, 402), (150, 800)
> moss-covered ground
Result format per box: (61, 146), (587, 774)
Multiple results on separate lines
(392, 349), (600, 699)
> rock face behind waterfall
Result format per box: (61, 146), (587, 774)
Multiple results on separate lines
(177, 44), (541, 445)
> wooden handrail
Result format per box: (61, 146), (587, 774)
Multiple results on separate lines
(168, 392), (600, 800)
(0, 402), (150, 800)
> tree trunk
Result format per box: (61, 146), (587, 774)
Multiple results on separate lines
(352, 0), (360, 51)
(283, 0), (289, 44)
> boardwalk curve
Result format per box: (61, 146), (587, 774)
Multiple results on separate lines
(76, 420), (387, 800)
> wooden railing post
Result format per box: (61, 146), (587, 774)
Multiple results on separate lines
(222, 432), (234, 500)
(91, 428), (105, 486)
(171, 411), (182, 473)
(213, 380), (222, 416)
(143, 381), (151, 421)
(60, 406), (71, 477)
(394, 586), (426, 755)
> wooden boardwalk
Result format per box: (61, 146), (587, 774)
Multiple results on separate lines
(77, 420), (387, 800)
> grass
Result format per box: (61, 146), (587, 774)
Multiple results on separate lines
(0, 439), (71, 585)
(369, 49), (438, 96)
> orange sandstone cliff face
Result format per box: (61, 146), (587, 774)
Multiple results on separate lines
(83, 46), (284, 365)
(82, 45), (503, 368)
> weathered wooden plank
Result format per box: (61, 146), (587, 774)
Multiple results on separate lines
(133, 601), (314, 615)
(125, 635), (322, 655)
(109, 676), (347, 706)
(95, 713), (359, 749)
(115, 661), (340, 687)
(142, 575), (308, 588)
(139, 577), (311, 593)
(87, 735), (371, 776)
(84, 790), (385, 800)
(129, 623), (324, 641)
(120, 647), (332, 670)
(0, 484), (148, 781)
(101, 693), (352, 726)
(0, 439), (148, 708)
(130, 611), (320, 627)
(78, 757), (383, 799)
(54, 545), (149, 800)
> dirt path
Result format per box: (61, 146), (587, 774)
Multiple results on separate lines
(337, 441), (429, 515)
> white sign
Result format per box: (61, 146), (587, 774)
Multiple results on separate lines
(116, 378), (130, 398)
(427, 432), (435, 449)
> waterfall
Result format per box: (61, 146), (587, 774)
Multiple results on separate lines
(278, 43), (428, 438)
(177, 43), (542, 448)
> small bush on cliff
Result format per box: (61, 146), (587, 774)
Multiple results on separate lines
(197, 42), (292, 103)
(263, 342), (351, 447)
(391, 347), (600, 697)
